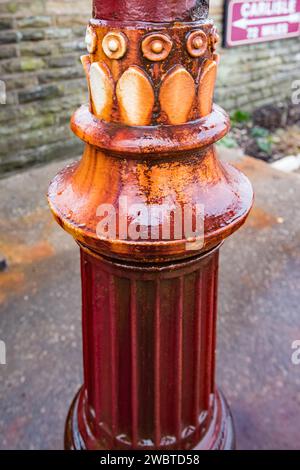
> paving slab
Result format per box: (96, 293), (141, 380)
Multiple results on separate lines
(0, 151), (299, 450)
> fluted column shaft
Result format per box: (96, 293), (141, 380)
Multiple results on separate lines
(75, 246), (219, 450)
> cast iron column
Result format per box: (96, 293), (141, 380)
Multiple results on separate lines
(48, 0), (253, 450)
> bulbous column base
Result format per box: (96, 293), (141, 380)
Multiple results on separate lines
(65, 388), (235, 451)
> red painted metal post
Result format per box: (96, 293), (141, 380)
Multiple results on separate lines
(48, 0), (253, 450)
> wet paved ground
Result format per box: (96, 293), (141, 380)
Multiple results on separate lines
(0, 151), (300, 450)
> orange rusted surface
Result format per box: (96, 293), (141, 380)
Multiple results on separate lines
(198, 59), (217, 117)
(89, 61), (114, 120)
(102, 31), (128, 60)
(78, 20), (219, 125)
(159, 65), (195, 124)
(141, 33), (173, 62)
(116, 66), (155, 126)
(49, 141), (252, 261)
(49, 97), (252, 261)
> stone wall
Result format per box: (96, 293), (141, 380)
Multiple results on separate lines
(0, 0), (90, 174)
(0, 0), (299, 174)
(211, 0), (300, 113)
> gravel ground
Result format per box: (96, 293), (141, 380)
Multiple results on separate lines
(0, 153), (300, 449)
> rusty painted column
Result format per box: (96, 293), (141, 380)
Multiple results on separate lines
(48, 0), (253, 450)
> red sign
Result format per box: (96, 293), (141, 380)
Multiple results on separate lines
(224, 0), (300, 47)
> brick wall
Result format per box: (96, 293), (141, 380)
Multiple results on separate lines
(0, 0), (299, 174)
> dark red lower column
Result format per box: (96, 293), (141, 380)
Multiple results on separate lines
(65, 245), (235, 450)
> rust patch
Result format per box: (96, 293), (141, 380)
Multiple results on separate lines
(0, 235), (55, 305)
(0, 240), (54, 266)
(0, 270), (25, 304)
(4, 416), (29, 449)
(246, 206), (282, 229)
(0, 203), (56, 304)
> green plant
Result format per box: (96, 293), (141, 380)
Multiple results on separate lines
(251, 127), (273, 154)
(250, 126), (269, 138)
(230, 109), (251, 126)
(217, 135), (238, 149)
(256, 137), (273, 154)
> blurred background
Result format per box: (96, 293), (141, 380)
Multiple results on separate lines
(0, 0), (299, 175)
(0, 0), (299, 450)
